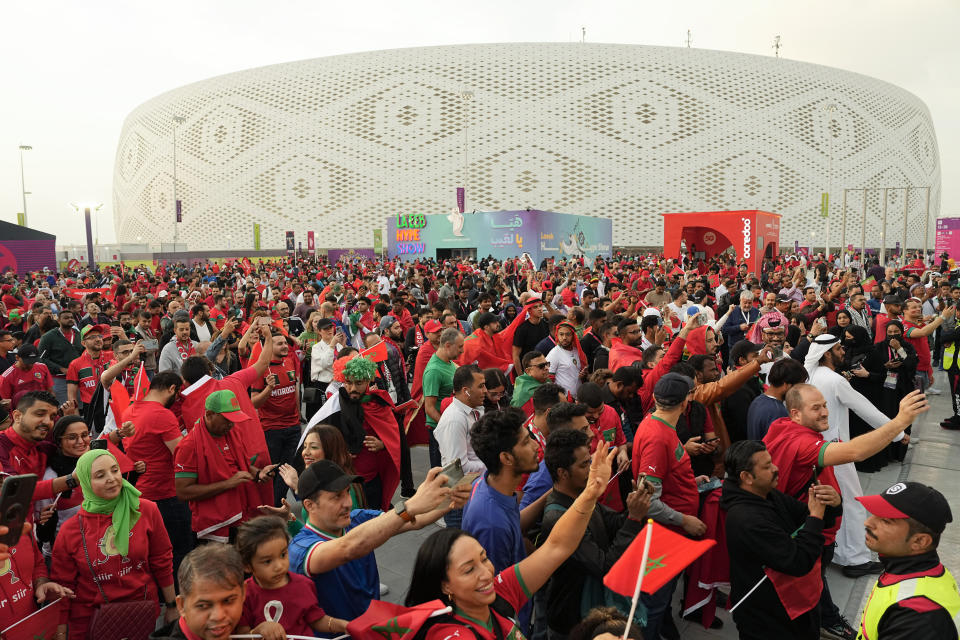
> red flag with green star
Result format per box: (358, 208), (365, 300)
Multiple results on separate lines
(347, 599), (452, 640)
(1, 598), (62, 640)
(604, 521), (715, 596)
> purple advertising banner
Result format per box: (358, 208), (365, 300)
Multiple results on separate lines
(456, 188), (465, 214)
(0, 239), (57, 274)
(329, 248), (377, 262)
(935, 218), (960, 259)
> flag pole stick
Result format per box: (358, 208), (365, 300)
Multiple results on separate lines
(728, 574), (768, 613)
(621, 519), (654, 640)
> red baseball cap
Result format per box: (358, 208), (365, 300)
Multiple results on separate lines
(424, 319), (443, 333)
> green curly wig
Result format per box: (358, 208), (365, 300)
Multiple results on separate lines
(342, 355), (377, 381)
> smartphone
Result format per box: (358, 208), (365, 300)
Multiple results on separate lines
(440, 459), (465, 486)
(704, 436), (720, 444)
(141, 339), (158, 351)
(90, 439), (109, 451)
(256, 317), (271, 327)
(0, 474), (37, 546)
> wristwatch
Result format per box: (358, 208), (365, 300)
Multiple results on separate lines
(64, 475), (79, 490)
(394, 500), (416, 524)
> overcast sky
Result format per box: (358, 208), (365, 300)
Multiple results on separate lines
(1, 0), (956, 245)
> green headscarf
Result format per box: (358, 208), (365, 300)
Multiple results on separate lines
(76, 449), (142, 557)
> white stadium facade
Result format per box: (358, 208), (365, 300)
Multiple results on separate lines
(113, 43), (940, 252)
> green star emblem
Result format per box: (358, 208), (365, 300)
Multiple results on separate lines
(644, 554), (666, 575)
(372, 617), (412, 640)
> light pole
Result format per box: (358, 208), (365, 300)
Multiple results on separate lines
(18, 145), (32, 226)
(71, 202), (102, 271)
(172, 115), (185, 251)
(459, 89), (473, 210)
(824, 104), (837, 259)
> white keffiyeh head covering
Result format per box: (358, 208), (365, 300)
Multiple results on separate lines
(805, 334), (839, 376)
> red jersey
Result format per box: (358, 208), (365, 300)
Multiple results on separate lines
(424, 564), (530, 640)
(66, 351), (113, 404)
(253, 355), (301, 430)
(50, 501), (172, 638)
(241, 573), (325, 635)
(123, 399), (183, 500)
(632, 414), (699, 527)
(0, 533), (47, 628)
(903, 320), (933, 376)
(762, 417), (842, 544)
(0, 363), (53, 403)
(588, 404), (627, 451)
(874, 314), (897, 344)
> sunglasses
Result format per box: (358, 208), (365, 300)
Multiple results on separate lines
(529, 362), (549, 370)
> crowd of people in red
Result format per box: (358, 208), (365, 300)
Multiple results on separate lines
(0, 247), (955, 640)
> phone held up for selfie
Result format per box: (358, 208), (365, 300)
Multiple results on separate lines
(0, 474), (38, 546)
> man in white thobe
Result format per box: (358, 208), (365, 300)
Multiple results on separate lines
(805, 334), (906, 576)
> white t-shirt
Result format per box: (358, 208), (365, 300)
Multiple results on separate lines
(546, 345), (582, 396)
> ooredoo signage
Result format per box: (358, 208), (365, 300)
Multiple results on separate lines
(741, 218), (752, 260)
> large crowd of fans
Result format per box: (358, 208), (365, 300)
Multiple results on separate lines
(0, 247), (956, 640)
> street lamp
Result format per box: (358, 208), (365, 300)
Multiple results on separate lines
(172, 115), (185, 251)
(824, 104), (837, 259)
(459, 89), (473, 211)
(70, 202), (102, 270)
(18, 145), (31, 226)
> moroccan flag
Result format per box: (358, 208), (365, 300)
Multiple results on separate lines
(2, 598), (62, 640)
(765, 558), (822, 619)
(347, 599), (452, 640)
(604, 521), (715, 596)
(130, 365), (149, 403)
(361, 339), (388, 363)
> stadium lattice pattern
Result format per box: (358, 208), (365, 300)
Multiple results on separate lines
(113, 43), (940, 251)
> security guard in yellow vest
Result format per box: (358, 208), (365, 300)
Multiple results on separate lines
(856, 482), (959, 640)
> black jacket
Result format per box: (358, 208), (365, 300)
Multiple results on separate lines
(867, 550), (958, 640)
(720, 479), (825, 640)
(539, 491), (646, 634)
(149, 619), (189, 640)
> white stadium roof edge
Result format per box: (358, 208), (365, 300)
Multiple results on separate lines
(113, 42), (940, 252)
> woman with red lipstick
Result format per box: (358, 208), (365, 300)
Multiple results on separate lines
(404, 445), (616, 640)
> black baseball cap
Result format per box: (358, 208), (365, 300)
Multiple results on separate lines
(298, 460), (361, 500)
(883, 294), (903, 306)
(857, 482), (953, 533)
(730, 340), (763, 364)
(775, 294), (792, 304)
(11, 344), (38, 363)
(316, 318), (334, 330)
(653, 372), (695, 407)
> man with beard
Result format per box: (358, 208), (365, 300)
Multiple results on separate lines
(189, 303), (216, 343)
(124, 371), (193, 576)
(902, 298), (951, 394)
(510, 350), (551, 415)
(251, 328), (302, 506)
(301, 355), (403, 511)
(0, 391), (75, 513)
(764, 384), (927, 639)
(39, 309), (82, 402)
(66, 324), (113, 411)
(461, 407), (542, 630)
(632, 373), (708, 640)
(805, 334), (909, 577)
(375, 316), (411, 403)
(545, 320), (588, 397)
(175, 390), (278, 543)
(720, 440), (838, 640)
(512, 296), (549, 374)
(158, 314), (198, 374)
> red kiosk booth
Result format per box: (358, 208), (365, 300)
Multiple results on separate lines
(662, 210), (781, 275)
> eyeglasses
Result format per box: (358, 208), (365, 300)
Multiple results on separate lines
(62, 432), (91, 443)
